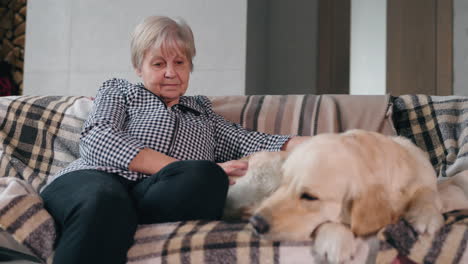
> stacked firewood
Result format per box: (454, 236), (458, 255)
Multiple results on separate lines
(0, 0), (27, 95)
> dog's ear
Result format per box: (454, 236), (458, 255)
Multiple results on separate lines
(349, 185), (397, 236)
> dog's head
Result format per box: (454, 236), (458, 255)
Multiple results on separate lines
(250, 131), (410, 240)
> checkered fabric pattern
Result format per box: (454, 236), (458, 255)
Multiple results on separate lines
(53, 78), (291, 184)
(393, 95), (468, 177)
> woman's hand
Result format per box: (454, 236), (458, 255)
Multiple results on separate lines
(217, 160), (249, 185)
(129, 148), (178, 175)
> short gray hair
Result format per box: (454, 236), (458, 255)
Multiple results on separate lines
(131, 16), (196, 71)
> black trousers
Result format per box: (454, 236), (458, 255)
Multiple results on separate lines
(40, 160), (229, 264)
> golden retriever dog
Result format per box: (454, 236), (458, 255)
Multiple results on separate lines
(249, 129), (445, 264)
(223, 151), (288, 220)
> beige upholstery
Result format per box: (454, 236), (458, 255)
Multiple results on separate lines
(209, 94), (396, 136)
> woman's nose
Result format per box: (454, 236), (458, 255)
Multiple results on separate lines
(165, 64), (176, 78)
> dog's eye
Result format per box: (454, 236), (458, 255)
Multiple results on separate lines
(300, 193), (318, 201)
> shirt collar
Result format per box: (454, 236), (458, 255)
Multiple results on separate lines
(178, 96), (204, 114)
(137, 83), (204, 114)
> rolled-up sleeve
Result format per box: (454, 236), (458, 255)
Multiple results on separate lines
(197, 96), (292, 162)
(80, 79), (146, 169)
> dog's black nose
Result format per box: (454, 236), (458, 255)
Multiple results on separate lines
(249, 215), (270, 234)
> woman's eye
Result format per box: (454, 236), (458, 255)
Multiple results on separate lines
(300, 193), (318, 201)
(153, 62), (164, 67)
(176, 61), (184, 65)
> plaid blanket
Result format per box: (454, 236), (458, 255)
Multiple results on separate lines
(0, 96), (92, 192)
(128, 214), (468, 264)
(377, 210), (468, 264)
(0, 96), (92, 262)
(384, 94), (468, 263)
(393, 95), (468, 178)
(0, 177), (55, 262)
(127, 221), (316, 264)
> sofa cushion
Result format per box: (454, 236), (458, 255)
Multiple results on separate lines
(209, 94), (396, 136)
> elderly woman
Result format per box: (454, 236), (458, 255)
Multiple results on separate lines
(40, 16), (307, 264)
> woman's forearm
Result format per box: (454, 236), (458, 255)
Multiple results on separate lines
(128, 148), (178, 175)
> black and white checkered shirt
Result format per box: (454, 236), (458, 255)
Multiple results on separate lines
(50, 78), (291, 183)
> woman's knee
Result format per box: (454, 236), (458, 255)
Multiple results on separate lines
(175, 160), (229, 187)
(177, 161), (229, 219)
(134, 160), (229, 222)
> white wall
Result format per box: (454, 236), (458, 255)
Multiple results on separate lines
(454, 0), (468, 96)
(350, 0), (387, 95)
(24, 0), (247, 96)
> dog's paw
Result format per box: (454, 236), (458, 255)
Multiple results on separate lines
(312, 223), (364, 264)
(404, 204), (444, 235)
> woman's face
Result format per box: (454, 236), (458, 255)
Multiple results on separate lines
(136, 47), (190, 107)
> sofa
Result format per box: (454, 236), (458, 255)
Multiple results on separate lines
(0, 93), (467, 264)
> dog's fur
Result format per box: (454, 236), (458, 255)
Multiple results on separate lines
(246, 130), (445, 263)
(223, 151), (288, 220)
